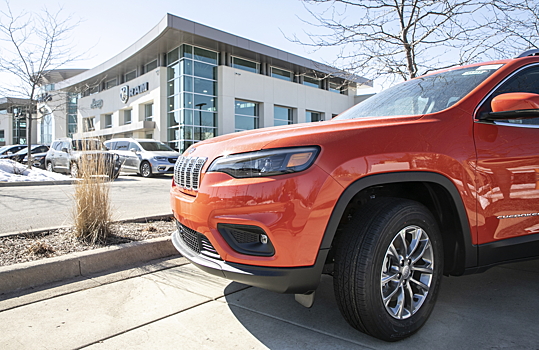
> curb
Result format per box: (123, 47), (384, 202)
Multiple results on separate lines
(0, 236), (179, 295)
(0, 179), (76, 187)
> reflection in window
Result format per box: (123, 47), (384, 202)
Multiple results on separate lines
(235, 100), (259, 132)
(232, 57), (259, 74)
(307, 111), (322, 122)
(271, 67), (292, 81)
(274, 106), (293, 126)
(303, 76), (321, 89)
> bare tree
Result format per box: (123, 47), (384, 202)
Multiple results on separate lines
(293, 0), (520, 83)
(0, 0), (81, 168)
(490, 0), (539, 52)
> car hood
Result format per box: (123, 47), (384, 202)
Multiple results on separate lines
(186, 115), (425, 160)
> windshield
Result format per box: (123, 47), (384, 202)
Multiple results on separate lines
(336, 64), (503, 120)
(138, 141), (174, 152)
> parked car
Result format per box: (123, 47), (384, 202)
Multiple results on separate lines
(104, 138), (179, 177)
(22, 151), (48, 169)
(170, 50), (539, 341)
(6, 145), (49, 163)
(0, 144), (26, 157)
(45, 138), (121, 179)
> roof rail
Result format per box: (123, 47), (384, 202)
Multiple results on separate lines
(516, 49), (539, 58)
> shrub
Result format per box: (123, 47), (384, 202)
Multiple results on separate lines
(71, 141), (113, 244)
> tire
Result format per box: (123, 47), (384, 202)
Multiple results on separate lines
(333, 198), (443, 342)
(140, 161), (152, 178)
(46, 162), (53, 172)
(70, 162), (79, 178)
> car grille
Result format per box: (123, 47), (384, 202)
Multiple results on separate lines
(174, 156), (207, 191)
(176, 220), (221, 260)
(168, 158), (177, 164)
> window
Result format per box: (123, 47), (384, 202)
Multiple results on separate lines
(124, 109), (132, 124)
(274, 106), (293, 126)
(271, 67), (293, 81)
(477, 64), (539, 125)
(145, 103), (154, 121)
(84, 117), (95, 131)
(88, 85), (100, 95)
(303, 76), (321, 89)
(167, 44), (219, 152)
(232, 57), (259, 74)
(104, 114), (112, 128)
(307, 111), (323, 122)
(115, 141), (129, 150)
(235, 100), (259, 132)
(329, 82), (346, 94)
(105, 78), (117, 90)
(145, 59), (158, 72)
(125, 70), (137, 82)
(0, 130), (4, 142)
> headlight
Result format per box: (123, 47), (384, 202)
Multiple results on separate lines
(153, 156), (167, 161)
(207, 147), (319, 178)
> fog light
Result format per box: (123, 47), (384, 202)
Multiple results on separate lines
(217, 223), (274, 256)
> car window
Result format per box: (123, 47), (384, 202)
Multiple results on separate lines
(104, 141), (116, 150)
(116, 141), (129, 150)
(476, 64), (539, 126)
(138, 141), (175, 152)
(128, 142), (141, 151)
(336, 64), (502, 120)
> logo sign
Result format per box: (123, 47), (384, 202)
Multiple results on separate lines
(119, 82), (149, 104)
(120, 86), (129, 104)
(90, 98), (103, 109)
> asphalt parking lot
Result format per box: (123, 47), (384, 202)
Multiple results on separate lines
(1, 255), (538, 349)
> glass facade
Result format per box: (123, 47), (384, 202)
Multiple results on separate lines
(274, 106), (292, 126)
(167, 44), (218, 152)
(66, 92), (79, 137)
(235, 100), (259, 132)
(12, 108), (26, 144)
(41, 114), (53, 144)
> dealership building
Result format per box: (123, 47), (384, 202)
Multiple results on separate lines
(37, 13), (371, 152)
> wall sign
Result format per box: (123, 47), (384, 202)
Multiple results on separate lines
(120, 82), (149, 104)
(90, 98), (103, 109)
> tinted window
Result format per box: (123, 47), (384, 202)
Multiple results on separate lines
(138, 141), (174, 152)
(128, 142), (141, 151)
(115, 141), (129, 150)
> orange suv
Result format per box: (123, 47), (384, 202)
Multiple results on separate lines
(170, 50), (539, 341)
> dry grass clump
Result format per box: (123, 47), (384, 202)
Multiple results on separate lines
(27, 241), (55, 256)
(72, 140), (113, 244)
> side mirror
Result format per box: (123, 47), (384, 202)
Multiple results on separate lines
(480, 92), (539, 121)
(130, 148), (137, 153)
(61, 147), (68, 153)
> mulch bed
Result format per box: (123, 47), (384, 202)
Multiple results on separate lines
(0, 220), (174, 267)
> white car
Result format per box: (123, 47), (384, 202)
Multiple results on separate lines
(104, 138), (179, 177)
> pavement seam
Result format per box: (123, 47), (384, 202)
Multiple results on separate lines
(73, 282), (252, 349)
(0, 258), (190, 312)
(223, 302), (378, 349)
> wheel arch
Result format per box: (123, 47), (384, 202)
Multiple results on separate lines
(322, 171), (477, 276)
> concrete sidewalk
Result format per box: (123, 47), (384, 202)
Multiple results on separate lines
(1, 256), (538, 349)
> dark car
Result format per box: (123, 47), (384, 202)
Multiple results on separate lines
(22, 151), (48, 169)
(7, 145), (49, 163)
(0, 144), (26, 157)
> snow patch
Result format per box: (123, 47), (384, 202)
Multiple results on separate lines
(0, 159), (71, 182)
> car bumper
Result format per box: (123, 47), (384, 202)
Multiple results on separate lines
(151, 161), (175, 174)
(171, 224), (327, 294)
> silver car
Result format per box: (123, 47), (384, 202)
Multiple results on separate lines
(104, 138), (179, 177)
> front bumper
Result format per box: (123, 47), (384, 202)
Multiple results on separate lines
(151, 159), (176, 174)
(171, 226), (327, 294)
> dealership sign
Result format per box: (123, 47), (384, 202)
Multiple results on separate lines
(120, 82), (149, 103)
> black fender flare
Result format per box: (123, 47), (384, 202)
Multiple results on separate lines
(319, 171), (477, 270)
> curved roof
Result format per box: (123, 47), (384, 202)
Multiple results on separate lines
(56, 13), (369, 90)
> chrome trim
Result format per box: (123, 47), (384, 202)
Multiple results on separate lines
(174, 156), (207, 191)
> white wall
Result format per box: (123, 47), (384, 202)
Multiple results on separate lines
(217, 65), (357, 135)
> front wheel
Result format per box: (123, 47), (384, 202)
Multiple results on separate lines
(46, 162), (53, 172)
(140, 161), (152, 178)
(333, 198), (443, 342)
